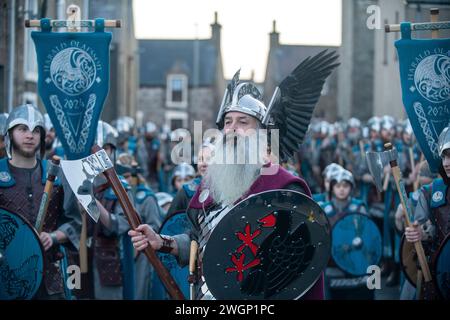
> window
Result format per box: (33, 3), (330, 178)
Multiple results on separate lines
(165, 110), (188, 130)
(166, 74), (188, 108)
(24, 0), (38, 82)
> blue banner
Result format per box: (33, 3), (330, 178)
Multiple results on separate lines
(395, 22), (450, 172)
(32, 18), (111, 160)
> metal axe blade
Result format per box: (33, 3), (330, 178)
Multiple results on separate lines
(365, 151), (386, 192)
(60, 149), (114, 222)
(366, 145), (399, 193)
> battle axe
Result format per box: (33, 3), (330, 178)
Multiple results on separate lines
(60, 145), (185, 300)
(366, 143), (432, 282)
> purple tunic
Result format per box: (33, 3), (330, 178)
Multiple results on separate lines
(189, 164), (325, 300)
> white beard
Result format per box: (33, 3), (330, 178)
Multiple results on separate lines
(204, 133), (264, 206)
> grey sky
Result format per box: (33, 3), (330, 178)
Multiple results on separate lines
(134, 0), (342, 82)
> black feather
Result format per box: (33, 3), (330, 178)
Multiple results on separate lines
(265, 50), (339, 160)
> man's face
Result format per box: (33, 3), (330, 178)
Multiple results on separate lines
(11, 124), (41, 158)
(45, 128), (56, 149)
(442, 149), (450, 178)
(223, 112), (259, 136)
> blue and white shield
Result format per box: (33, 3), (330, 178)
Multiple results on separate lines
(0, 208), (45, 300)
(31, 18), (112, 160)
(151, 211), (191, 299)
(395, 22), (450, 172)
(331, 213), (382, 276)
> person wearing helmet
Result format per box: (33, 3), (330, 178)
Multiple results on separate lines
(116, 153), (165, 300)
(402, 126), (450, 299)
(170, 163), (195, 196)
(166, 142), (214, 216)
(80, 120), (134, 299)
(129, 75), (323, 300)
(312, 163), (344, 205)
(0, 112), (8, 158)
(319, 168), (372, 300)
(0, 104), (80, 299)
(142, 121), (162, 191)
(155, 192), (174, 216)
(43, 113), (57, 159)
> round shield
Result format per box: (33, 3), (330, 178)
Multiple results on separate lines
(331, 213), (382, 276)
(151, 211), (191, 299)
(203, 189), (331, 300)
(400, 235), (419, 287)
(435, 234), (450, 299)
(0, 208), (45, 300)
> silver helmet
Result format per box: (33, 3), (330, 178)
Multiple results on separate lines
(43, 113), (54, 132)
(368, 116), (381, 132)
(145, 121), (157, 135)
(216, 70), (266, 128)
(172, 163), (196, 180)
(0, 113), (8, 135)
(4, 104), (45, 158)
(330, 168), (355, 188)
(380, 115), (396, 131)
(323, 163), (344, 181)
(438, 125), (450, 157)
(347, 117), (361, 128)
(96, 121), (119, 149)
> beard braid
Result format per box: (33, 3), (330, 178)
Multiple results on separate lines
(204, 132), (266, 206)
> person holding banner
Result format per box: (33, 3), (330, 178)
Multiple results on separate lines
(0, 104), (81, 299)
(405, 126), (450, 295)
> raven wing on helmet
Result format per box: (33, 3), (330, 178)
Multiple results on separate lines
(261, 50), (340, 161)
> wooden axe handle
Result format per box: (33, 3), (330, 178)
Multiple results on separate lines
(189, 240), (198, 274)
(91, 145), (185, 300)
(385, 144), (432, 282)
(36, 156), (61, 233)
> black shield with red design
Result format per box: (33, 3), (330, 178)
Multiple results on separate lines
(202, 189), (331, 300)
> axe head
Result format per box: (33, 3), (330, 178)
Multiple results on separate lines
(60, 149), (114, 222)
(365, 147), (398, 193)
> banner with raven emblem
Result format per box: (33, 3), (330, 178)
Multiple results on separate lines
(395, 22), (450, 172)
(32, 18), (111, 160)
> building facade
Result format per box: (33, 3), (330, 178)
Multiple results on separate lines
(263, 21), (340, 122)
(339, 0), (450, 121)
(138, 13), (225, 133)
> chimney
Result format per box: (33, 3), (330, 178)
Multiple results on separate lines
(269, 20), (279, 48)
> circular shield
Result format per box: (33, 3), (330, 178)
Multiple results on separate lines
(331, 213), (382, 276)
(203, 189), (331, 300)
(435, 234), (450, 299)
(400, 235), (418, 287)
(152, 211), (191, 299)
(0, 208), (45, 300)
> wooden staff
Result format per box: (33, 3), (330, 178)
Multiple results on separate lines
(25, 19), (121, 28)
(430, 8), (440, 39)
(189, 240), (198, 300)
(385, 20), (449, 33)
(384, 143), (432, 282)
(35, 156), (61, 233)
(91, 145), (185, 300)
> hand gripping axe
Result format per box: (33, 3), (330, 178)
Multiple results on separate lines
(60, 145), (185, 300)
(366, 142), (432, 283)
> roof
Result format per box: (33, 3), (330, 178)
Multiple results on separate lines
(139, 39), (218, 87)
(267, 44), (340, 83)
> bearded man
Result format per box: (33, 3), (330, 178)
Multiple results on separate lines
(129, 51), (339, 300)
